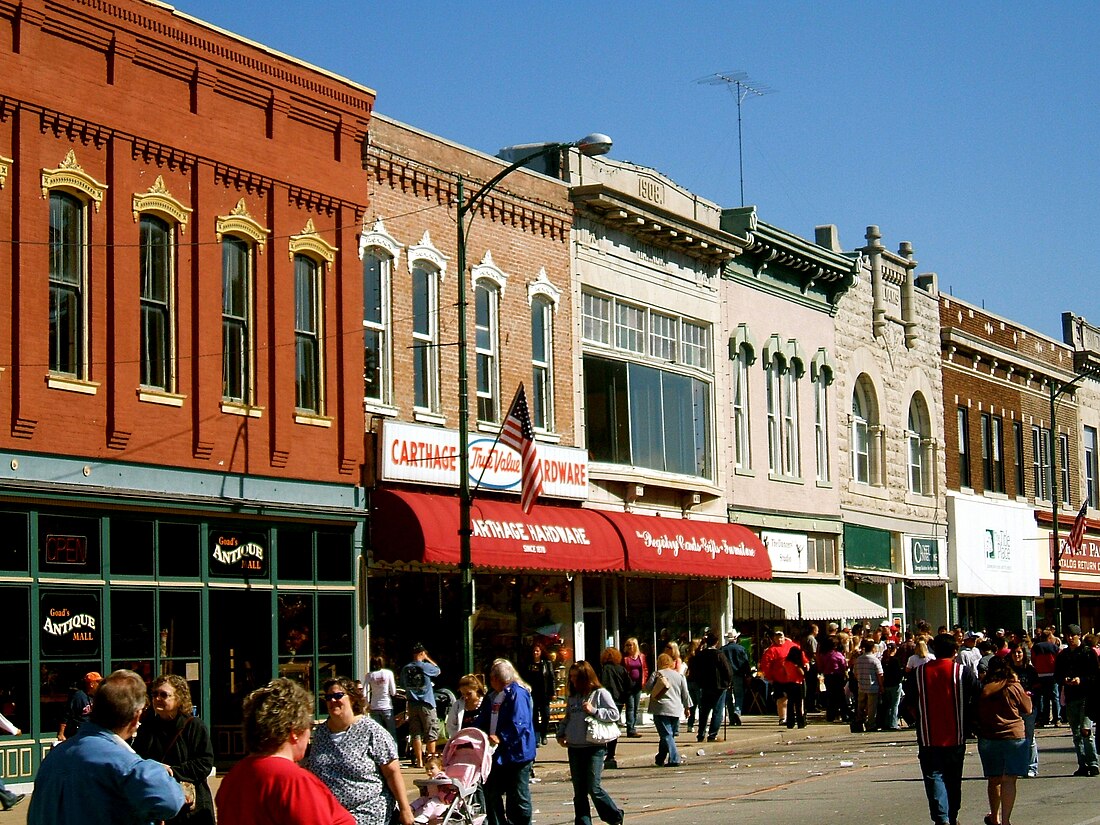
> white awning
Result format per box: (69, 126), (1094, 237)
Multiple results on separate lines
(734, 580), (888, 622)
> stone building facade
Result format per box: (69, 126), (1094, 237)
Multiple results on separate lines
(832, 226), (948, 628)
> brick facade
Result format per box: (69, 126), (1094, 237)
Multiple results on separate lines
(0, 0), (373, 482)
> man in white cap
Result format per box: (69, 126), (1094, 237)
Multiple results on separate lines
(955, 631), (983, 681)
(720, 629), (750, 726)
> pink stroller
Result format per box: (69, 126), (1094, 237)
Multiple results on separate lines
(412, 727), (492, 825)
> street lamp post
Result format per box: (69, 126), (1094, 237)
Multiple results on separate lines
(455, 134), (612, 674)
(1049, 363), (1100, 634)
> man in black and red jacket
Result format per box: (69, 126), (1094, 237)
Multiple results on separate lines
(1054, 624), (1099, 776)
(904, 633), (980, 825)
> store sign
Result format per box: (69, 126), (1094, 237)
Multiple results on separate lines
(1052, 535), (1100, 575)
(762, 531), (808, 573)
(381, 421), (588, 500)
(209, 531), (268, 577)
(908, 537), (941, 576)
(40, 591), (100, 657)
(632, 528), (758, 563)
(947, 495), (1038, 596)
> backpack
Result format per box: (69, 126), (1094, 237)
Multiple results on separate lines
(402, 663), (427, 693)
(649, 671), (672, 702)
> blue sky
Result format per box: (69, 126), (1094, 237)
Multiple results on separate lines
(170, 1), (1100, 341)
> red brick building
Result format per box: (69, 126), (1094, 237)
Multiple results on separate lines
(0, 0), (373, 774)
(940, 295), (1087, 631)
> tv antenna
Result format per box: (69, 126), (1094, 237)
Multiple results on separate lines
(695, 70), (775, 206)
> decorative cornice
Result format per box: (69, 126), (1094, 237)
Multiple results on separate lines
(41, 149), (108, 210)
(132, 175), (192, 232)
(358, 216), (403, 264)
(288, 218), (337, 265)
(215, 199), (269, 249)
(407, 230), (448, 278)
(471, 249), (507, 295)
(131, 138), (196, 173)
(527, 268), (561, 307)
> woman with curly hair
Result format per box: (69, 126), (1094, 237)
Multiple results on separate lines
(216, 678), (355, 825)
(308, 676), (414, 825)
(134, 674), (215, 824)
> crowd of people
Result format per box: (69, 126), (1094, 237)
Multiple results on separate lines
(18, 621), (1100, 825)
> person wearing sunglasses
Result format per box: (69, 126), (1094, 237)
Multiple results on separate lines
(134, 674), (215, 824)
(306, 677), (414, 825)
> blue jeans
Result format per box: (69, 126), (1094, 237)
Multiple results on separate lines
(1035, 676), (1058, 725)
(624, 692), (640, 735)
(1023, 706), (1038, 775)
(696, 688), (727, 740)
(484, 759), (532, 825)
(687, 683), (701, 728)
(370, 709), (397, 741)
(1067, 697), (1098, 769)
(654, 714), (680, 766)
(567, 746), (622, 825)
(879, 685), (902, 730)
(726, 675), (745, 719)
(918, 744), (966, 825)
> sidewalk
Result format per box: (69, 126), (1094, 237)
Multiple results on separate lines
(0, 713), (875, 823)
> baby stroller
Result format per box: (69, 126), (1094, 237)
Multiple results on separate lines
(412, 726), (492, 825)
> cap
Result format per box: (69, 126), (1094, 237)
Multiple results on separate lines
(965, 631), (983, 640)
(886, 640), (897, 646)
(1067, 624), (1084, 637)
(726, 629), (740, 641)
(85, 671), (103, 683)
(880, 620), (891, 627)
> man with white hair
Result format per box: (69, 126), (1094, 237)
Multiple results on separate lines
(477, 659), (536, 825)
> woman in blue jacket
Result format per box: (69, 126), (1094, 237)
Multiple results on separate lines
(476, 659), (537, 825)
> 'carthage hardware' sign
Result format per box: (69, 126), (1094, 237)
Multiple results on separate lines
(381, 421), (588, 499)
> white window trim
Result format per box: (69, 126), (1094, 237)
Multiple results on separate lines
(360, 232), (397, 409)
(474, 271), (502, 424)
(409, 233), (446, 417)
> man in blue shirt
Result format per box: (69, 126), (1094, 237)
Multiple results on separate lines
(29, 669), (185, 825)
(400, 643), (441, 768)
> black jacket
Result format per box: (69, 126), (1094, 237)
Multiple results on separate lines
(691, 646), (733, 691)
(133, 711), (216, 824)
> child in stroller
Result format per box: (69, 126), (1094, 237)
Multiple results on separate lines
(412, 727), (493, 825)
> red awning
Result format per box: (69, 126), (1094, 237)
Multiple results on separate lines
(597, 511), (771, 580)
(371, 489), (625, 572)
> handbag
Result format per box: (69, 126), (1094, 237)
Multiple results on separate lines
(584, 692), (620, 745)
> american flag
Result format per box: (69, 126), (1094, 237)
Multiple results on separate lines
(499, 385), (543, 513)
(1069, 501), (1090, 552)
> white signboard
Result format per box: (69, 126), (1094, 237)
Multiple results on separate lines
(948, 495), (1039, 596)
(762, 530), (808, 574)
(381, 421), (589, 500)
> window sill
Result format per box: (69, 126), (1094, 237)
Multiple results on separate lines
(294, 412), (332, 428)
(982, 490), (1009, 501)
(848, 480), (889, 500)
(904, 491), (936, 506)
(767, 472), (805, 485)
(413, 409), (446, 426)
(815, 479), (834, 489)
(138, 388), (185, 407)
(364, 400), (399, 418)
(476, 421), (502, 434)
(47, 374), (99, 395)
(221, 400), (264, 418)
(534, 430), (562, 444)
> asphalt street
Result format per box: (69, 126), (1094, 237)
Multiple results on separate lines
(528, 726), (1097, 825)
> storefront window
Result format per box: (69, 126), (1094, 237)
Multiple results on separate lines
(278, 592), (314, 689)
(159, 522), (200, 578)
(474, 575), (573, 679)
(38, 588), (102, 738)
(317, 531), (353, 583)
(111, 518), (155, 577)
(0, 512), (29, 573)
(0, 587), (30, 738)
(278, 528), (313, 581)
(39, 513), (100, 576)
(111, 590), (155, 660)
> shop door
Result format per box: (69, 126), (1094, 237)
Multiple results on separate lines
(209, 590), (272, 762)
(583, 609), (606, 668)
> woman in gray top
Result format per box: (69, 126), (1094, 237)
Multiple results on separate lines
(646, 652), (693, 766)
(557, 662), (623, 825)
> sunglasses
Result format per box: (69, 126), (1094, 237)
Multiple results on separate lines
(152, 690), (174, 699)
(324, 692), (347, 702)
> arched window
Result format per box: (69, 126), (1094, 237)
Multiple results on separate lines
(411, 261), (440, 413)
(732, 344), (752, 470)
(475, 279), (500, 422)
(530, 295), (554, 430)
(852, 379), (876, 485)
(908, 394), (932, 495)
